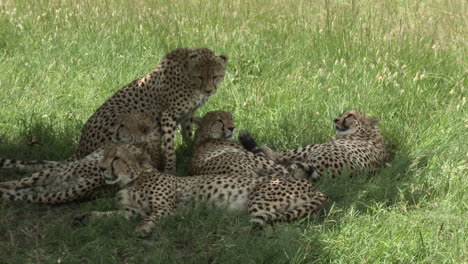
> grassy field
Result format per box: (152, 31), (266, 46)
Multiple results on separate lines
(0, 0), (466, 263)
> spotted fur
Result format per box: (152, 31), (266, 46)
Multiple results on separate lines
(73, 143), (326, 236)
(76, 48), (228, 174)
(0, 112), (161, 172)
(189, 111), (314, 178)
(243, 110), (389, 180)
(0, 113), (161, 204)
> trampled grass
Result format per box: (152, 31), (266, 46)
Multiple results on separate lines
(0, 0), (466, 263)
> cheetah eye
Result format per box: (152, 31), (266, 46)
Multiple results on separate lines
(342, 114), (354, 123)
(333, 119), (339, 123)
(113, 156), (120, 161)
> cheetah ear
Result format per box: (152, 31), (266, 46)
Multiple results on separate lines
(219, 54), (228, 62)
(135, 143), (152, 165)
(192, 117), (202, 127)
(370, 117), (379, 127)
(189, 52), (199, 60)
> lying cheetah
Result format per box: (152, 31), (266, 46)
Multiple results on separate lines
(0, 112), (161, 172)
(189, 111), (311, 178)
(0, 113), (161, 204)
(73, 142), (326, 236)
(241, 110), (389, 180)
(77, 48), (228, 174)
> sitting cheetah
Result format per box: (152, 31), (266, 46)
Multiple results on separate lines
(73, 143), (326, 236)
(189, 111), (311, 178)
(241, 110), (389, 180)
(0, 113), (161, 204)
(76, 48), (228, 174)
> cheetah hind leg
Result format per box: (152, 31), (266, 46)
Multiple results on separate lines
(249, 198), (326, 225)
(259, 146), (278, 161)
(0, 169), (58, 190)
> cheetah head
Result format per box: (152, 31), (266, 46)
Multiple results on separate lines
(100, 143), (153, 187)
(188, 48), (228, 96)
(110, 112), (161, 145)
(192, 111), (235, 145)
(334, 110), (379, 136)
(109, 113), (161, 168)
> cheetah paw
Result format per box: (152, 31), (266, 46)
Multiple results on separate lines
(135, 225), (152, 238)
(164, 168), (177, 175)
(72, 212), (91, 226)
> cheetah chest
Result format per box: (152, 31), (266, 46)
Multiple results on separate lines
(182, 92), (211, 119)
(191, 93), (210, 112)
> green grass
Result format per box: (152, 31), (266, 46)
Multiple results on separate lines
(0, 0), (466, 263)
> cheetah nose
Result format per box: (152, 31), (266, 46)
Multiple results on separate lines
(204, 89), (215, 95)
(228, 127), (235, 132)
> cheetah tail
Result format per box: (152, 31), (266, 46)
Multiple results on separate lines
(0, 157), (61, 171)
(0, 183), (97, 204)
(276, 194), (326, 222)
(238, 131), (266, 157)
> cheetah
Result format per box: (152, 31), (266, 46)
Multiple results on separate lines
(0, 112), (161, 172)
(189, 111), (312, 178)
(0, 113), (161, 204)
(73, 142), (326, 236)
(76, 48), (228, 174)
(241, 110), (389, 180)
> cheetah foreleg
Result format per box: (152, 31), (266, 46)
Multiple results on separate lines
(180, 116), (194, 142)
(250, 197), (326, 224)
(73, 207), (140, 226)
(135, 208), (176, 236)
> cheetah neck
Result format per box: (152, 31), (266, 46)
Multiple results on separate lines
(191, 90), (211, 111)
(335, 129), (384, 142)
(193, 139), (240, 154)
